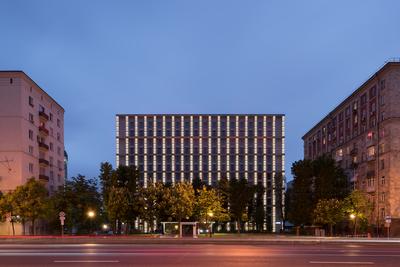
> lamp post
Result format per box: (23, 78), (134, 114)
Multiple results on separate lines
(350, 213), (357, 236)
(207, 212), (214, 238)
(87, 210), (95, 235)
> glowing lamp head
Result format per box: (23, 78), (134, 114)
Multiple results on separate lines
(87, 210), (95, 218)
(349, 214), (356, 220)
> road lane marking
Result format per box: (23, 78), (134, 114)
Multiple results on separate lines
(54, 260), (119, 263)
(309, 261), (374, 265)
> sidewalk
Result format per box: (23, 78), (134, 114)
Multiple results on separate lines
(0, 234), (399, 245)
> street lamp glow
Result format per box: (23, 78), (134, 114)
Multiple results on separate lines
(208, 212), (214, 218)
(349, 214), (356, 220)
(102, 224), (109, 230)
(87, 210), (95, 218)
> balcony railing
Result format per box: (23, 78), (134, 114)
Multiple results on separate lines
(39, 174), (49, 181)
(39, 111), (49, 121)
(39, 158), (49, 166)
(39, 126), (49, 136)
(366, 186), (375, 193)
(38, 142), (49, 151)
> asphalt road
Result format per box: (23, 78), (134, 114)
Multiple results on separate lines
(0, 243), (399, 266)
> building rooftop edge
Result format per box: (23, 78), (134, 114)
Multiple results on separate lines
(302, 61), (400, 140)
(116, 113), (286, 116)
(0, 70), (65, 112)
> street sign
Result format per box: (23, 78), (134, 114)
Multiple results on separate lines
(59, 211), (66, 226)
(59, 211), (66, 236)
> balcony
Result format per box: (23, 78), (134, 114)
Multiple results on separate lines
(39, 111), (49, 121)
(366, 186), (375, 193)
(39, 158), (49, 167)
(39, 126), (49, 136)
(350, 148), (358, 156)
(39, 174), (49, 181)
(38, 142), (49, 151)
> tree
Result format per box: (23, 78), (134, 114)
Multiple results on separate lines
(192, 177), (207, 195)
(138, 182), (165, 232)
(287, 159), (314, 226)
(342, 190), (374, 235)
(274, 172), (285, 232)
(195, 186), (229, 224)
(229, 178), (254, 233)
(313, 198), (344, 236)
(0, 193), (17, 235)
(313, 155), (349, 201)
(112, 165), (139, 194)
(287, 156), (350, 228)
(48, 175), (102, 234)
(253, 183), (265, 232)
(106, 186), (131, 234)
(169, 181), (195, 222)
(217, 177), (230, 211)
(100, 164), (140, 233)
(99, 162), (114, 206)
(12, 178), (48, 235)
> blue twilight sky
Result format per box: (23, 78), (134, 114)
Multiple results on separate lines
(1, 0), (399, 181)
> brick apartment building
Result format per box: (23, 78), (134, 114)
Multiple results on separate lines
(303, 61), (400, 235)
(0, 71), (65, 234)
(0, 71), (65, 194)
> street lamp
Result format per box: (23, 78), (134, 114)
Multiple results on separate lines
(349, 214), (357, 236)
(87, 210), (95, 234)
(207, 212), (214, 237)
(87, 210), (95, 218)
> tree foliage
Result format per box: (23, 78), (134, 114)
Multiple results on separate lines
(342, 190), (374, 234)
(99, 163), (140, 234)
(194, 186), (229, 223)
(12, 178), (48, 235)
(169, 181), (195, 222)
(47, 175), (102, 234)
(287, 155), (350, 227)
(137, 182), (165, 232)
(313, 198), (344, 236)
(229, 178), (255, 233)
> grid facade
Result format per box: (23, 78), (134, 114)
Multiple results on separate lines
(116, 114), (285, 231)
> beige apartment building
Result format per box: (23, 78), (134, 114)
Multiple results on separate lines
(303, 61), (400, 235)
(0, 71), (65, 196)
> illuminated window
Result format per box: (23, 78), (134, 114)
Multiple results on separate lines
(367, 146), (375, 157)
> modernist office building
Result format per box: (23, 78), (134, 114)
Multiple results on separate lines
(303, 61), (400, 235)
(116, 114), (285, 231)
